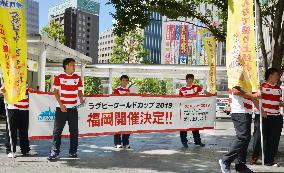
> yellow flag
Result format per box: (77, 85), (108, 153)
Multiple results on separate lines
(203, 37), (216, 94)
(0, 0), (27, 104)
(226, 0), (259, 92)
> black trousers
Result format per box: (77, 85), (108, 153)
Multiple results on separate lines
(223, 113), (252, 170)
(51, 108), (78, 154)
(180, 130), (201, 144)
(114, 134), (130, 146)
(262, 115), (283, 164)
(251, 114), (261, 158)
(5, 109), (30, 154)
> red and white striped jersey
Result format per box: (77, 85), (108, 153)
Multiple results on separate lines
(261, 82), (282, 116)
(7, 88), (29, 110)
(229, 89), (253, 114)
(53, 73), (83, 108)
(179, 85), (202, 96)
(114, 87), (130, 95)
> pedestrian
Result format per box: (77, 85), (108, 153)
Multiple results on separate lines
(251, 68), (283, 167)
(47, 58), (85, 161)
(219, 86), (260, 173)
(0, 83), (31, 158)
(179, 74), (208, 148)
(113, 75), (131, 149)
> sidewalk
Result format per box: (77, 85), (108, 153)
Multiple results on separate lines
(0, 120), (283, 173)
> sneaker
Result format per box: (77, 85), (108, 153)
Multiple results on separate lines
(195, 142), (205, 147)
(22, 151), (38, 156)
(68, 153), (78, 158)
(115, 145), (123, 149)
(265, 162), (279, 167)
(123, 145), (131, 149)
(7, 153), (16, 158)
(236, 164), (253, 173)
(47, 151), (59, 161)
(182, 142), (189, 148)
(219, 159), (230, 173)
(250, 157), (258, 165)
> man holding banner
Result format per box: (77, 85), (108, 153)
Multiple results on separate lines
(47, 58), (85, 161)
(179, 74), (207, 148)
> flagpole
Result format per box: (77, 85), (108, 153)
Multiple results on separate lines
(254, 0), (265, 166)
(0, 73), (15, 158)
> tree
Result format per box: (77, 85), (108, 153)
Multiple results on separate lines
(109, 0), (284, 73)
(41, 20), (65, 44)
(110, 29), (148, 63)
(84, 77), (103, 94)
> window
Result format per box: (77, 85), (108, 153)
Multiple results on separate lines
(87, 23), (90, 26)
(83, 28), (86, 31)
(87, 41), (89, 44)
(86, 53), (89, 56)
(79, 20), (82, 25)
(83, 21), (86, 25)
(87, 35), (89, 38)
(83, 15), (86, 20)
(87, 17), (90, 20)
(79, 27), (81, 31)
(87, 29), (90, 32)
(87, 47), (89, 50)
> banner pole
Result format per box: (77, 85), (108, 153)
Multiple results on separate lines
(254, 0), (265, 166)
(0, 73), (15, 158)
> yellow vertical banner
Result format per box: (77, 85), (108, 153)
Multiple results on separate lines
(203, 37), (216, 94)
(0, 0), (27, 104)
(226, 0), (258, 92)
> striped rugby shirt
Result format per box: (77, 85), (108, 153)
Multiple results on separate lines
(179, 85), (202, 96)
(229, 88), (253, 114)
(261, 82), (282, 116)
(114, 87), (130, 95)
(53, 73), (83, 108)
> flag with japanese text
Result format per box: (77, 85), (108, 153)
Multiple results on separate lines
(226, 0), (258, 92)
(0, 0), (27, 104)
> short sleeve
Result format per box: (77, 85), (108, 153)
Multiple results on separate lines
(78, 77), (83, 91)
(197, 85), (203, 93)
(53, 76), (60, 90)
(179, 88), (183, 96)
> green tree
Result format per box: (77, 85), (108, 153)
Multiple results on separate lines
(110, 29), (148, 63)
(84, 77), (103, 94)
(41, 20), (66, 44)
(109, 0), (284, 73)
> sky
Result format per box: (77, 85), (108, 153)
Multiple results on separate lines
(38, 0), (115, 33)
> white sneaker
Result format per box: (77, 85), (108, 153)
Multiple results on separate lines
(116, 145), (123, 149)
(123, 145), (131, 149)
(7, 153), (16, 158)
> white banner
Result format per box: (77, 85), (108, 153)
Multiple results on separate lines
(29, 91), (216, 140)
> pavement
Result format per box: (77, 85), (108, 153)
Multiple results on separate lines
(0, 114), (283, 173)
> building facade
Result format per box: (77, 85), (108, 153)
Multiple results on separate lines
(24, 0), (39, 34)
(64, 7), (99, 63)
(48, 0), (100, 63)
(143, 12), (162, 64)
(98, 29), (115, 63)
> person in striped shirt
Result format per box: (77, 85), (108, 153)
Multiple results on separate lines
(113, 75), (131, 149)
(179, 74), (209, 148)
(0, 83), (30, 158)
(251, 68), (283, 167)
(48, 58), (85, 161)
(219, 86), (261, 173)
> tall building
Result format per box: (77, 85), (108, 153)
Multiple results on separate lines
(64, 7), (99, 63)
(98, 29), (115, 63)
(24, 0), (39, 34)
(143, 12), (162, 64)
(48, 0), (100, 63)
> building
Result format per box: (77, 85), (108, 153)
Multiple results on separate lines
(48, 0), (100, 63)
(24, 0), (39, 34)
(143, 12), (162, 64)
(64, 7), (99, 63)
(98, 29), (115, 63)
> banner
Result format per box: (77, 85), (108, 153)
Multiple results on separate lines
(203, 37), (216, 94)
(226, 0), (258, 92)
(0, 0), (27, 104)
(29, 91), (216, 140)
